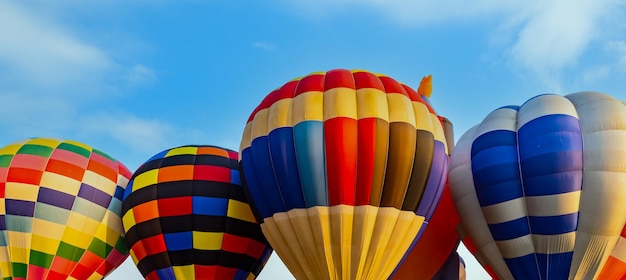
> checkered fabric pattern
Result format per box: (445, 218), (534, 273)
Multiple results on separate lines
(121, 145), (272, 280)
(0, 138), (131, 280)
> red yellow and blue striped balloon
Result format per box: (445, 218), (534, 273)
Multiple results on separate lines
(450, 92), (626, 279)
(0, 137), (131, 279)
(239, 69), (454, 280)
(121, 145), (272, 280)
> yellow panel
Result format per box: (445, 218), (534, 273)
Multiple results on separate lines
(251, 108), (270, 139)
(430, 113), (448, 154)
(329, 205), (354, 280)
(172, 265), (195, 279)
(0, 200), (5, 215)
(165, 146), (198, 157)
(323, 87), (357, 120)
(262, 211), (316, 279)
(131, 169), (159, 191)
(82, 170), (116, 194)
(412, 101), (434, 132)
(292, 91), (324, 124)
(25, 138), (60, 148)
(495, 234), (536, 258)
(350, 205), (378, 280)
(386, 93), (416, 127)
(61, 226), (92, 248)
(96, 212), (123, 246)
(227, 200), (255, 223)
(0, 143), (22, 155)
(31, 219), (65, 239)
(356, 88), (388, 120)
(30, 234), (60, 255)
(239, 124), (253, 152)
(5, 182), (39, 202)
(122, 209), (136, 230)
(267, 98), (294, 131)
(40, 172), (82, 195)
(525, 191), (581, 217)
(533, 232), (576, 254)
(192, 232), (223, 250)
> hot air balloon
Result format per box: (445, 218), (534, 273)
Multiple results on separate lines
(121, 145), (272, 280)
(0, 137), (131, 279)
(239, 69), (453, 280)
(450, 92), (626, 279)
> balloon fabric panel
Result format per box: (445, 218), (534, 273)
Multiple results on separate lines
(121, 145), (272, 280)
(0, 138), (130, 279)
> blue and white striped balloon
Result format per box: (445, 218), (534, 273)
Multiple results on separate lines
(450, 92), (626, 280)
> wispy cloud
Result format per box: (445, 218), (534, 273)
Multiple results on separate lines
(285, 0), (626, 89)
(0, 1), (161, 152)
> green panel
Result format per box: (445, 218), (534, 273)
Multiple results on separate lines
(114, 236), (128, 254)
(5, 215), (33, 233)
(29, 250), (54, 268)
(57, 143), (91, 159)
(12, 262), (27, 278)
(16, 144), (54, 157)
(0, 155), (14, 167)
(87, 238), (112, 259)
(34, 203), (71, 225)
(56, 241), (85, 262)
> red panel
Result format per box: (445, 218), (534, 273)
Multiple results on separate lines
(158, 196), (193, 217)
(195, 265), (217, 279)
(355, 118), (376, 205)
(26, 264), (46, 280)
(45, 159), (85, 182)
(7, 167), (42, 185)
(403, 84), (435, 113)
(142, 234), (168, 256)
(222, 233), (251, 254)
(193, 165), (231, 183)
(245, 239), (268, 259)
(49, 256), (76, 278)
(379, 76), (408, 96)
(215, 266), (238, 279)
(324, 69), (356, 90)
(295, 73), (325, 96)
(130, 241), (149, 262)
(70, 251), (102, 280)
(324, 117), (358, 206)
(86, 159), (117, 182)
(353, 71), (385, 91)
(145, 270), (161, 280)
(276, 79), (298, 100)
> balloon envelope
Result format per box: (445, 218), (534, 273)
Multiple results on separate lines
(240, 69), (453, 280)
(121, 145), (272, 280)
(0, 137), (131, 279)
(450, 92), (626, 279)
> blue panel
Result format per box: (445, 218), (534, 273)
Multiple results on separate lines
(268, 127), (306, 210)
(528, 213), (579, 235)
(192, 197), (228, 216)
(146, 149), (169, 162)
(518, 115), (583, 197)
(488, 217), (530, 241)
(536, 251), (573, 279)
(416, 141), (447, 219)
(471, 145), (519, 172)
(293, 121), (328, 207)
(234, 269), (250, 280)
(471, 130), (517, 158)
(505, 254), (541, 280)
(473, 165), (523, 207)
(241, 147), (272, 219)
(230, 169), (241, 185)
(155, 267), (176, 279)
(163, 231), (193, 251)
(250, 136), (287, 216)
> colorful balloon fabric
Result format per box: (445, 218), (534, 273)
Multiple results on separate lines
(0, 138), (131, 279)
(121, 145), (272, 280)
(450, 92), (626, 279)
(390, 183), (461, 280)
(239, 69), (453, 280)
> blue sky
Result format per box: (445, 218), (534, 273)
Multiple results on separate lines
(2, 1), (626, 279)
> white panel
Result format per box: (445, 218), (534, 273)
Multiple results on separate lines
(517, 94), (578, 128)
